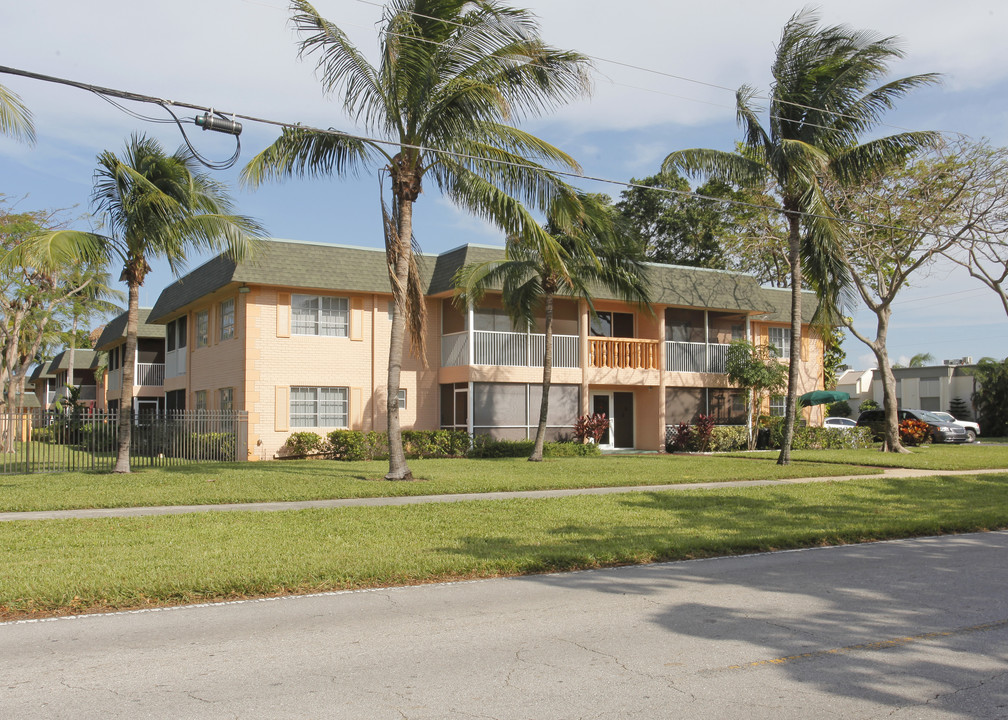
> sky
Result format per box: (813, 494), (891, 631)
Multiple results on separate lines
(2, 0), (1006, 370)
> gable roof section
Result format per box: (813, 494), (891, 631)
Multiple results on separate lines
(45, 349), (98, 373)
(94, 308), (164, 350)
(755, 287), (818, 324)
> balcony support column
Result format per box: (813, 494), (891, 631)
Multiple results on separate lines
(658, 307), (667, 452)
(579, 300), (589, 418)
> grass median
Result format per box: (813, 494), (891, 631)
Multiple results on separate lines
(3, 473), (1007, 619)
(0, 453), (886, 513)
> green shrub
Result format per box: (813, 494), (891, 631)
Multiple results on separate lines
(468, 436), (534, 458)
(32, 425), (56, 444)
(859, 398), (880, 413)
(827, 400), (851, 418)
(326, 429), (470, 461)
(77, 422), (117, 452)
(402, 430), (469, 458)
(283, 431), (326, 457)
(327, 430), (369, 460)
(189, 432), (235, 460)
(364, 431), (389, 460)
(467, 436), (600, 459)
(708, 425), (748, 452)
(542, 441), (601, 457)
(791, 425), (874, 450)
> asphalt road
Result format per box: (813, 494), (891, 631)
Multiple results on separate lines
(3, 532), (1007, 719)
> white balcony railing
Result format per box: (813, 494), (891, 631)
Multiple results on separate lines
(165, 348), (186, 378)
(137, 362), (165, 386)
(665, 341), (732, 374)
(107, 363), (166, 391)
(441, 330), (579, 368)
(441, 332), (469, 367)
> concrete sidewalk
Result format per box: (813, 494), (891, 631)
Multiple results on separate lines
(3, 466), (1006, 522)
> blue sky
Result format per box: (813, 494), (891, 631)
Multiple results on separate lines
(2, 0), (1006, 369)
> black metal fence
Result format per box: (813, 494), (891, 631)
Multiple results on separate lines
(0, 410), (248, 474)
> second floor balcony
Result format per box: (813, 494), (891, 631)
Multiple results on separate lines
(442, 331), (736, 374)
(666, 341), (732, 374)
(107, 363), (166, 392)
(442, 330), (579, 369)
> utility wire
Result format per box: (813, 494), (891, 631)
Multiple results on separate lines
(0, 63), (982, 244)
(348, 0), (944, 135)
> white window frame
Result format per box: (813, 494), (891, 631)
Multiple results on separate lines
(292, 294), (349, 337)
(769, 394), (786, 417)
(290, 386), (349, 428)
(398, 388), (407, 410)
(196, 310), (209, 348)
(219, 298), (235, 341)
(768, 327), (791, 359)
(219, 387), (233, 412)
(194, 390), (207, 411)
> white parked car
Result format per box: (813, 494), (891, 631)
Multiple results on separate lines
(823, 417), (857, 430)
(930, 412), (980, 442)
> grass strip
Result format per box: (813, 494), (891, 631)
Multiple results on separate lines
(3, 473), (1007, 619)
(729, 443), (1008, 471)
(0, 455), (880, 513)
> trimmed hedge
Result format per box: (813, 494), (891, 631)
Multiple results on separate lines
(468, 436), (601, 458)
(322, 429), (470, 461)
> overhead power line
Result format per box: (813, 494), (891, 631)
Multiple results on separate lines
(0, 64), (980, 244)
(348, 0), (944, 136)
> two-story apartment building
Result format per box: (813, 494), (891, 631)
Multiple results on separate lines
(30, 349), (99, 409)
(147, 239), (824, 460)
(94, 308), (166, 416)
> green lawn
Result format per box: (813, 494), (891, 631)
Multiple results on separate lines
(3, 473), (1007, 618)
(0, 454), (885, 512)
(730, 443), (1008, 471)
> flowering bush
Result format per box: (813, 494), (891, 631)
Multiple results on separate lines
(899, 419), (932, 446)
(574, 413), (609, 443)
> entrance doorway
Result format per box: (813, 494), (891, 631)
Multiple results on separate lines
(591, 391), (634, 449)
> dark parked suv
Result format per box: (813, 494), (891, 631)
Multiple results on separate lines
(856, 408), (970, 443)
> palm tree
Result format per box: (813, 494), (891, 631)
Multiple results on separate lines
(242, 0), (591, 480)
(454, 195), (649, 461)
(30, 134), (264, 472)
(663, 8), (939, 464)
(0, 83), (34, 144)
(908, 352), (934, 368)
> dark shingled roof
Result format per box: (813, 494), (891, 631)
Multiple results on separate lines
(755, 287), (818, 324)
(94, 308), (164, 350)
(45, 349), (98, 373)
(147, 239), (820, 322)
(149, 241), (403, 323)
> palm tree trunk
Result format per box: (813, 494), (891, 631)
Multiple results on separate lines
(777, 211), (802, 466)
(114, 282), (139, 473)
(385, 197), (414, 481)
(66, 314), (78, 402)
(529, 294), (554, 462)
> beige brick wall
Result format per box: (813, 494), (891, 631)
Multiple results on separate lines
(244, 287), (440, 459)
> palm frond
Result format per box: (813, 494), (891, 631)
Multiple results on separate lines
(662, 148), (768, 188)
(0, 83), (35, 145)
(290, 0), (390, 130)
(241, 126), (380, 188)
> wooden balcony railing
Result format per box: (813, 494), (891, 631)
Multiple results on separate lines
(588, 337), (660, 370)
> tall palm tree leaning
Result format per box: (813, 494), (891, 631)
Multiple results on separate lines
(454, 194), (650, 461)
(663, 8), (939, 464)
(31, 134), (264, 473)
(0, 83), (34, 144)
(242, 0), (592, 480)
